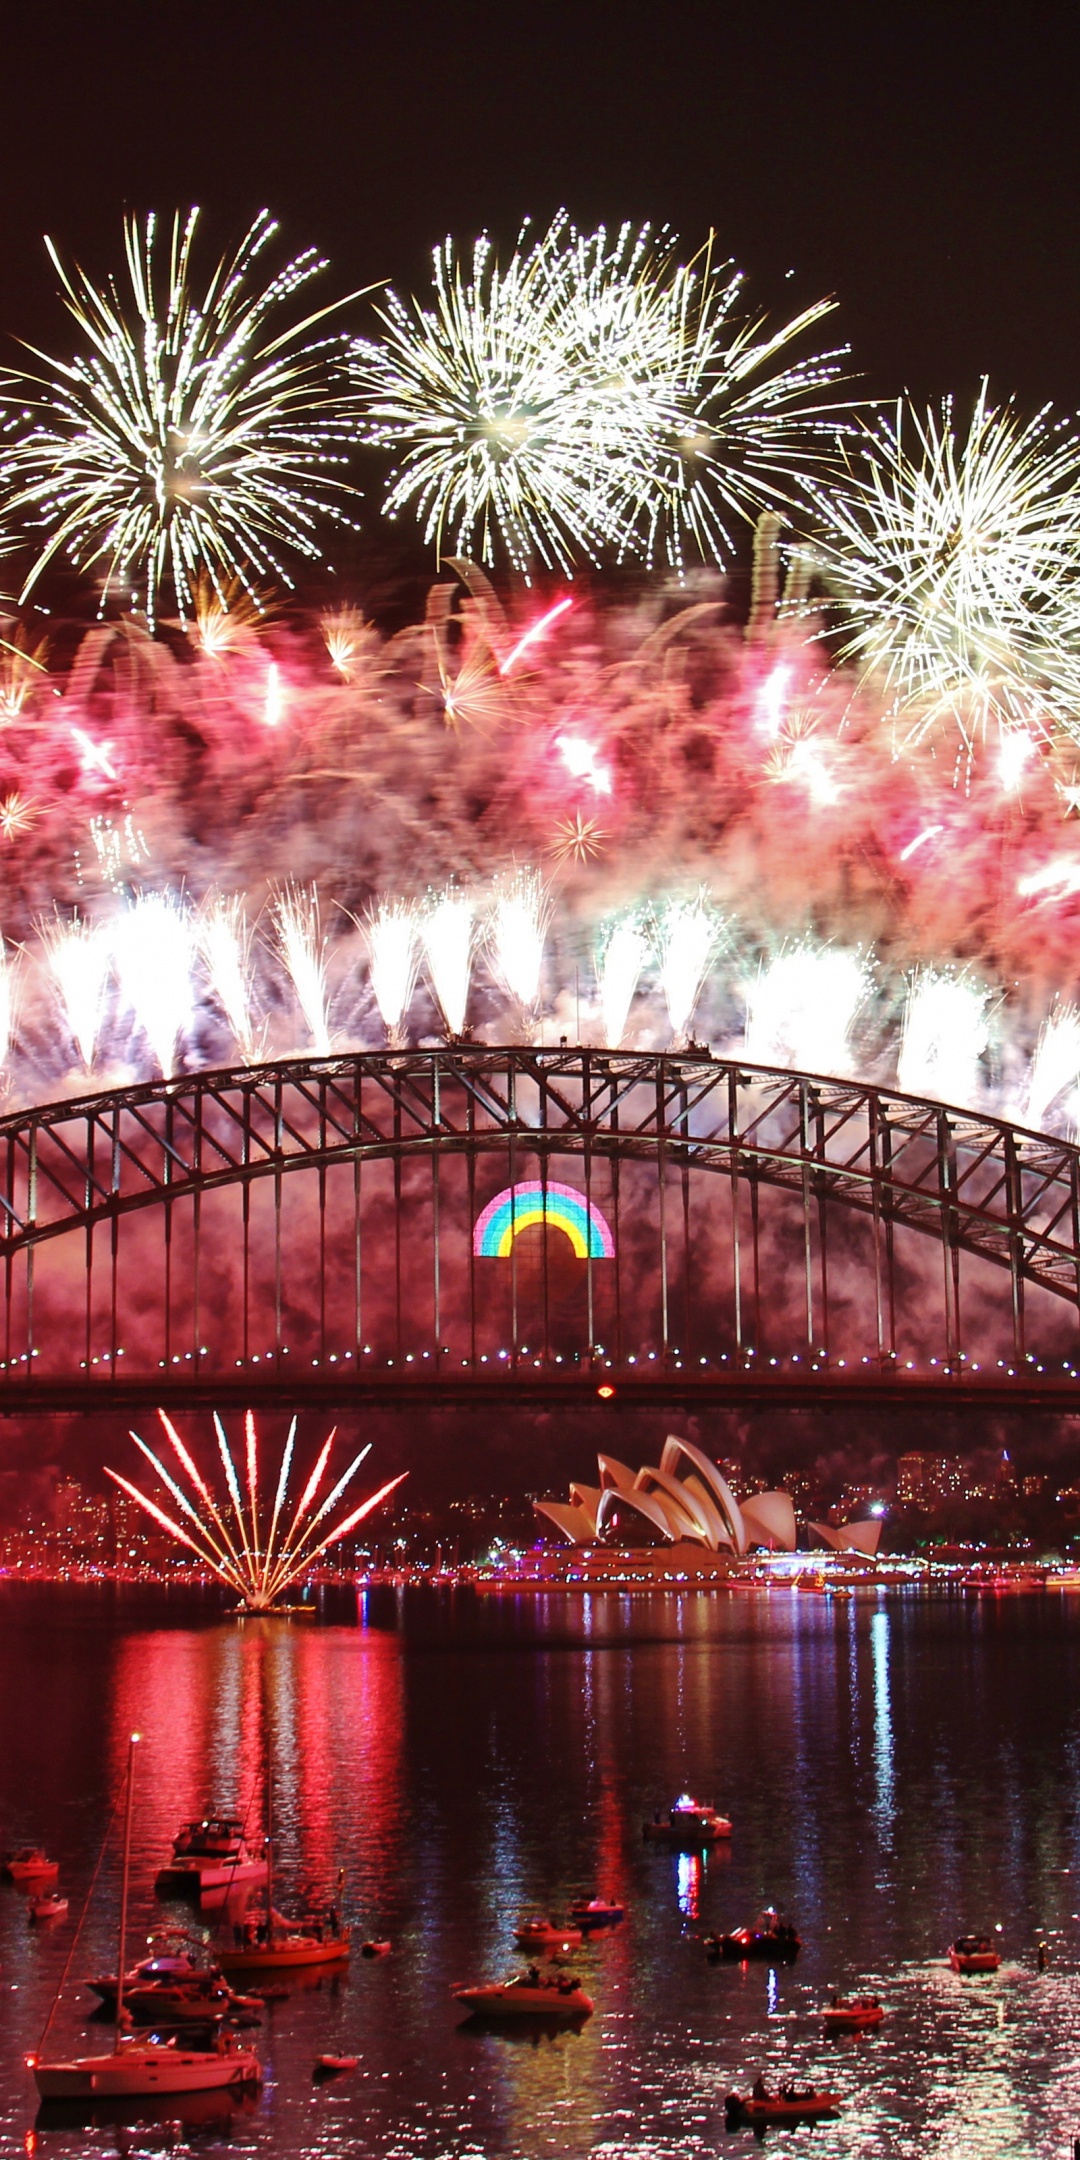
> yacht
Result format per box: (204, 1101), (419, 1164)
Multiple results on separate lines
(643, 1796), (732, 1845)
(452, 1971), (593, 2018)
(156, 1818), (268, 1899)
(513, 1918), (584, 1951)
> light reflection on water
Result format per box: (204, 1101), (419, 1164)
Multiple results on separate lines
(1, 1585), (1079, 2155)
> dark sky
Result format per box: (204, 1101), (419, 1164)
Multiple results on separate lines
(2, 0), (1078, 412)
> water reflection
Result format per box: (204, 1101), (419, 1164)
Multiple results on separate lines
(871, 1604), (895, 1851)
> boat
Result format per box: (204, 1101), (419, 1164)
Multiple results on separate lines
(949, 1934), (1001, 1973)
(215, 1759), (350, 1975)
(726, 2085), (841, 2125)
(314, 2055), (359, 2077)
(359, 1939), (391, 1958)
(3, 1848), (60, 1883)
(642, 1796), (732, 1845)
(513, 1918), (584, 1952)
(29, 1733), (261, 2102)
(88, 1948), (213, 2008)
(821, 1993), (884, 2029)
(568, 1897), (624, 1928)
(29, 1894), (70, 1923)
(156, 1816), (268, 1900)
(706, 1908), (801, 1962)
(122, 1978), (241, 2025)
(452, 1970), (594, 2019)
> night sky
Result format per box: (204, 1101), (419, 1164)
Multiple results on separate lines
(2, 1), (1078, 411)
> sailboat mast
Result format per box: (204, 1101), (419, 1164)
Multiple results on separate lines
(113, 1732), (140, 2049)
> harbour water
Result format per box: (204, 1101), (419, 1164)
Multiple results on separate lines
(1, 1581), (1079, 2157)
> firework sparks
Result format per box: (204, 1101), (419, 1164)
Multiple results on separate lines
(657, 894), (722, 1049)
(420, 888), (475, 1038)
(0, 627), (49, 721)
(1026, 1003), (1080, 1132)
(488, 868), (549, 1019)
(321, 606), (371, 681)
(596, 912), (651, 1047)
(0, 791), (39, 842)
(107, 1410), (405, 1609)
(274, 885), (331, 1054)
(189, 576), (267, 659)
(197, 895), (258, 1059)
(556, 734), (611, 794)
(808, 384), (1080, 752)
(365, 899), (420, 1047)
(745, 942), (871, 1076)
(0, 937), (14, 1065)
(550, 811), (609, 864)
(112, 893), (193, 1077)
(0, 208), (365, 626)
(898, 969), (991, 1104)
(39, 911), (111, 1072)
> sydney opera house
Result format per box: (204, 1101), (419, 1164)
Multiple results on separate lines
(533, 1436), (882, 1559)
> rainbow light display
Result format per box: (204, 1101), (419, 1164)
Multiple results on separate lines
(473, 1181), (615, 1259)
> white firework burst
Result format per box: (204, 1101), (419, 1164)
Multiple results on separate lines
(351, 214), (846, 574)
(807, 383), (1080, 752)
(0, 208), (364, 626)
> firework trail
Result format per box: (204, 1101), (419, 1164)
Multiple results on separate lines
(274, 886), (331, 1055)
(112, 893), (193, 1077)
(106, 1410), (406, 1609)
(197, 894), (258, 1060)
(420, 888), (476, 1038)
(744, 943), (871, 1076)
(657, 894), (722, 1049)
(898, 969), (991, 1104)
(488, 869), (549, 1024)
(595, 912), (651, 1047)
(807, 384), (1080, 755)
(1026, 1003), (1080, 1132)
(366, 898), (420, 1047)
(0, 937), (13, 1067)
(39, 911), (111, 1073)
(0, 208), (365, 626)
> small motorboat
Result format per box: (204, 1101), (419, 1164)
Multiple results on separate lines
(156, 1819), (268, 1900)
(3, 1847), (60, 1883)
(452, 1971), (594, 2019)
(314, 2054), (359, 2078)
(29, 1893), (70, 1923)
(642, 1796), (732, 1846)
(568, 1897), (624, 1928)
(122, 1979), (238, 2025)
(949, 1934), (1001, 1974)
(513, 1917), (584, 1952)
(706, 1908), (801, 1963)
(359, 1939), (391, 1958)
(726, 2085), (841, 2125)
(88, 1950), (215, 2008)
(821, 1993), (884, 2030)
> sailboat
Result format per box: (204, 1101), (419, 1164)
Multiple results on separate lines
(28, 1734), (261, 2101)
(218, 1758), (350, 1975)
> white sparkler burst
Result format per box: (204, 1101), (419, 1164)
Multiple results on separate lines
(420, 888), (476, 1038)
(321, 606), (371, 681)
(744, 942), (871, 1075)
(808, 383), (1080, 751)
(0, 935), (14, 1065)
(366, 899), (420, 1047)
(488, 869), (550, 1020)
(274, 885), (331, 1055)
(595, 912), (652, 1047)
(197, 894), (258, 1059)
(39, 911), (111, 1072)
(112, 893), (193, 1077)
(657, 894), (722, 1049)
(1026, 1003), (1080, 1133)
(897, 968), (991, 1105)
(351, 213), (847, 573)
(0, 209), (365, 626)
(106, 1410), (406, 1611)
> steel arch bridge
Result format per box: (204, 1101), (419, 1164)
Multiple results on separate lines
(1, 1045), (1080, 1415)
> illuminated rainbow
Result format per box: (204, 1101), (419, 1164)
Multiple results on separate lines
(473, 1180), (614, 1259)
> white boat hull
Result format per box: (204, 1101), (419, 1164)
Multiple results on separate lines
(33, 2045), (259, 2099)
(158, 1860), (268, 1897)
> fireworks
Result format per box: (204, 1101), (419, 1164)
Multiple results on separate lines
(39, 911), (111, 1072)
(112, 894), (193, 1077)
(351, 214), (846, 573)
(366, 899), (420, 1047)
(488, 869), (549, 1020)
(274, 886), (331, 1055)
(808, 384), (1080, 753)
(744, 943), (871, 1076)
(0, 209), (362, 626)
(595, 913), (651, 1048)
(897, 970), (991, 1104)
(420, 888), (476, 1038)
(197, 895), (258, 1060)
(106, 1409), (405, 1610)
(657, 895), (722, 1049)
(1026, 1004), (1080, 1132)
